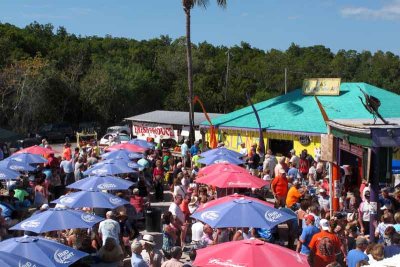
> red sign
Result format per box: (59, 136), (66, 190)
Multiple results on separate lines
(133, 125), (175, 138)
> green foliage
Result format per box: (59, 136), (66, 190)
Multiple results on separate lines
(0, 22), (399, 134)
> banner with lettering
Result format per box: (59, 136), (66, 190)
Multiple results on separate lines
(133, 124), (176, 140)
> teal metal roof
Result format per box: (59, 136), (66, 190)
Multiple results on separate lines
(202, 83), (400, 135)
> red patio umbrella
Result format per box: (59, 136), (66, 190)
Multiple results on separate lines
(105, 143), (146, 153)
(193, 238), (309, 267)
(16, 145), (55, 155)
(196, 166), (267, 189)
(198, 162), (247, 177)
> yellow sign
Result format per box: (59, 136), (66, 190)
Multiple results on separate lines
(303, 78), (341, 96)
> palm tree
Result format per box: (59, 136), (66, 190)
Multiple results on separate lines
(182, 0), (227, 144)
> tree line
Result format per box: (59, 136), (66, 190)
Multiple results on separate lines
(0, 22), (399, 134)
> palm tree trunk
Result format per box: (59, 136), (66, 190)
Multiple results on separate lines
(184, 4), (195, 145)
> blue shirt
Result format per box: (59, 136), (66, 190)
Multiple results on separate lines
(347, 249), (368, 267)
(384, 245), (400, 258)
(299, 225), (320, 255)
(190, 145), (199, 156)
(287, 167), (299, 179)
(131, 253), (148, 267)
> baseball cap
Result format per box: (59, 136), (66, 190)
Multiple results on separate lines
(319, 219), (330, 231)
(305, 214), (315, 222)
(319, 188), (326, 193)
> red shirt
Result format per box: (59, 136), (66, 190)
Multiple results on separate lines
(153, 167), (164, 178)
(271, 175), (288, 197)
(130, 195), (144, 213)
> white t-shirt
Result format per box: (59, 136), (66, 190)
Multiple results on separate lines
(191, 221), (204, 242)
(359, 201), (373, 222)
(168, 202), (185, 224)
(98, 219), (120, 245)
(173, 185), (186, 199)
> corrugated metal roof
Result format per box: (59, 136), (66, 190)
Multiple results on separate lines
(125, 110), (222, 126)
(201, 82), (400, 134)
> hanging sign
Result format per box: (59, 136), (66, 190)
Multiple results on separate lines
(299, 135), (311, 146)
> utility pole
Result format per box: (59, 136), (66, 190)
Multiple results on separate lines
(224, 50), (231, 113)
(284, 67), (287, 94)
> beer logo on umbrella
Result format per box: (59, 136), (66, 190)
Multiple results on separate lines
(20, 219), (41, 229)
(97, 183), (117, 190)
(201, 211), (220, 221)
(53, 249), (75, 264)
(264, 210), (283, 222)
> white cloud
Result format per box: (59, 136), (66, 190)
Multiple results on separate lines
(341, 0), (400, 20)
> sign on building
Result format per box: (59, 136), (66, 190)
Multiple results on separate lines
(321, 134), (335, 162)
(133, 124), (176, 142)
(303, 78), (341, 96)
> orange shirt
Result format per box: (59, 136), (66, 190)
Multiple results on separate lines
(62, 147), (72, 160)
(271, 175), (288, 197)
(286, 186), (302, 208)
(309, 230), (341, 267)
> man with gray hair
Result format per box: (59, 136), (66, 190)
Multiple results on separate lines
(161, 246), (183, 267)
(98, 210), (121, 246)
(131, 241), (149, 267)
(346, 237), (369, 267)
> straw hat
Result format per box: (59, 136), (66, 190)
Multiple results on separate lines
(189, 196), (198, 206)
(140, 234), (156, 246)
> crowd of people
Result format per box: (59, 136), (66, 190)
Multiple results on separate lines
(0, 137), (399, 267)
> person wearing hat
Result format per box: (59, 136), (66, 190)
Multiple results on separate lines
(271, 168), (289, 206)
(140, 234), (163, 267)
(188, 195), (199, 214)
(318, 188), (330, 215)
(286, 180), (305, 209)
(296, 214), (320, 256)
(308, 219), (343, 267)
(346, 237), (369, 267)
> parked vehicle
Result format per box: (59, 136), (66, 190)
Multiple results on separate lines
(37, 123), (74, 142)
(106, 125), (131, 136)
(99, 133), (130, 146)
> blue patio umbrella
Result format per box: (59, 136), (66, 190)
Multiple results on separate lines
(191, 196), (296, 229)
(10, 208), (104, 233)
(83, 161), (137, 176)
(0, 158), (36, 172)
(67, 175), (134, 191)
(94, 158), (142, 170)
(0, 166), (20, 180)
(198, 154), (245, 166)
(128, 138), (155, 149)
(0, 235), (87, 267)
(9, 152), (47, 164)
(51, 190), (129, 209)
(102, 149), (143, 160)
(201, 147), (243, 158)
(0, 251), (45, 267)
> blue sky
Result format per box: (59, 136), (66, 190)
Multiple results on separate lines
(0, 0), (399, 54)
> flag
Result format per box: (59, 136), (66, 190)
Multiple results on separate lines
(193, 96), (218, 148)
